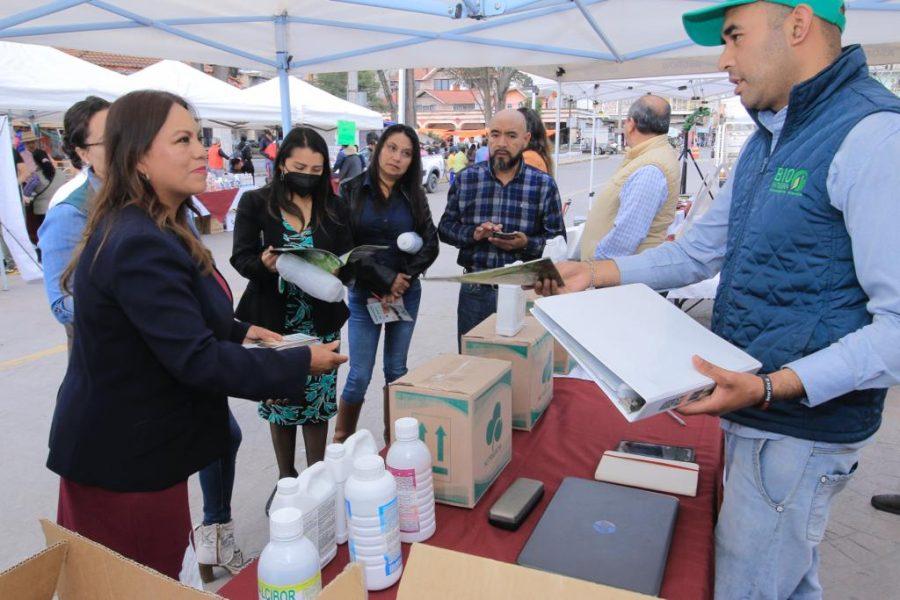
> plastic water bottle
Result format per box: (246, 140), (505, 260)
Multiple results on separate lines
(397, 232), (424, 254)
(386, 417), (436, 544)
(295, 462), (338, 568)
(257, 507), (322, 600)
(324, 444), (349, 545)
(345, 455), (403, 591)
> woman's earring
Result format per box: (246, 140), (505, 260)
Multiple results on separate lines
(140, 172), (150, 182)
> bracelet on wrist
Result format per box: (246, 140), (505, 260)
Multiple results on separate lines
(757, 373), (774, 411)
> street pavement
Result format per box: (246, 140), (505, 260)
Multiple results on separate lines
(1, 153), (897, 598)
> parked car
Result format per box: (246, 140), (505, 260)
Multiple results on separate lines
(421, 153), (445, 193)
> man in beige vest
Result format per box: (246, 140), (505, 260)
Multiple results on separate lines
(580, 95), (680, 260)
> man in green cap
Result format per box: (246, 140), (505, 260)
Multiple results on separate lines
(537, 2), (900, 597)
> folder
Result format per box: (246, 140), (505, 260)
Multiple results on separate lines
(531, 283), (761, 422)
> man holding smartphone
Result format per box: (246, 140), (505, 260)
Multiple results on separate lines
(439, 109), (566, 345)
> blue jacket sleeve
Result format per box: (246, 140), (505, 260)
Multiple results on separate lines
(111, 232), (310, 401)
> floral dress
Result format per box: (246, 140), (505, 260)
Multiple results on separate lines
(258, 221), (340, 426)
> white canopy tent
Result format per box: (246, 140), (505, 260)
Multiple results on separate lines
(536, 73), (737, 104)
(1, 0), (897, 137)
(240, 75), (384, 131)
(0, 40), (126, 124)
(123, 59), (287, 127)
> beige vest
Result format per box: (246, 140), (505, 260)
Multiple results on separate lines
(580, 134), (680, 259)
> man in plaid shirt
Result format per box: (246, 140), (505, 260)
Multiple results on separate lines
(439, 109), (566, 343)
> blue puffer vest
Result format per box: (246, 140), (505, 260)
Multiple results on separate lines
(712, 45), (900, 443)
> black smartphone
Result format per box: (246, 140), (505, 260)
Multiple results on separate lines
(616, 440), (696, 463)
(490, 231), (519, 240)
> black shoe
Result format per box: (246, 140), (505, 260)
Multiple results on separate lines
(265, 485), (277, 517)
(871, 494), (900, 515)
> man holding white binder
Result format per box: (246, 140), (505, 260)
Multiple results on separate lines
(537, 2), (900, 598)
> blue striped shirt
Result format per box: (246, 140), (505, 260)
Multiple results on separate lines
(438, 160), (565, 271)
(594, 165), (669, 260)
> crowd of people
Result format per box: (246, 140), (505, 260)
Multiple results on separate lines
(6, 1), (898, 598)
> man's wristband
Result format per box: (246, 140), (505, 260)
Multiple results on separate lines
(585, 259), (597, 289)
(757, 373), (773, 411)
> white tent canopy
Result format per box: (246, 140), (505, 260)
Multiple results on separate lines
(124, 60), (288, 126)
(240, 76), (384, 131)
(534, 73), (736, 104)
(0, 40), (126, 123)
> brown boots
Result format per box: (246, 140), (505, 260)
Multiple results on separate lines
(333, 399), (363, 444)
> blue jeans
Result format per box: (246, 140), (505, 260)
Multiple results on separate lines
(456, 283), (497, 350)
(715, 426), (868, 599)
(198, 409), (242, 525)
(342, 281), (422, 405)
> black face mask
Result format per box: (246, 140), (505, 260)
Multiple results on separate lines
(283, 172), (320, 197)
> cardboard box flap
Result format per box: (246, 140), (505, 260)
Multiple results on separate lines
(0, 542), (67, 600)
(392, 354), (511, 397)
(464, 314), (549, 345)
(40, 520), (219, 599)
(319, 563), (365, 599)
(396, 544), (654, 599)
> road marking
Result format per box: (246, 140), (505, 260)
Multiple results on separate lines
(0, 344), (67, 371)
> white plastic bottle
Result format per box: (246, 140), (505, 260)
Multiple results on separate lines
(386, 417), (436, 544)
(345, 455), (403, 591)
(295, 462), (338, 569)
(257, 507), (322, 600)
(268, 477), (299, 515)
(324, 444), (349, 545)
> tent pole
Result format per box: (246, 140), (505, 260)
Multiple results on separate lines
(398, 69), (406, 125)
(275, 13), (292, 134)
(589, 115), (596, 209)
(554, 79), (561, 167)
(531, 87), (537, 110)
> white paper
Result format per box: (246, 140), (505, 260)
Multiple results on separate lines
(367, 297), (413, 324)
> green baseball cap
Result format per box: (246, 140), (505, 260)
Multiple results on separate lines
(683, 0), (846, 47)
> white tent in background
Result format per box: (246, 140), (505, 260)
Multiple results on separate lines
(0, 40), (126, 124)
(535, 73), (737, 104)
(240, 76), (384, 131)
(123, 60), (285, 126)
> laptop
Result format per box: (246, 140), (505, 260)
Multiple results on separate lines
(517, 477), (679, 596)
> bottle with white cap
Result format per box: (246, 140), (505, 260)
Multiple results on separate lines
(257, 507), (322, 600)
(396, 231), (424, 254)
(344, 455), (403, 591)
(386, 417), (436, 544)
(324, 444), (349, 544)
(268, 477), (300, 515)
(295, 462), (338, 569)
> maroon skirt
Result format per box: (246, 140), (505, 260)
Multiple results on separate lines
(57, 478), (191, 580)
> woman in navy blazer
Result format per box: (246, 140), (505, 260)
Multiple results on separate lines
(47, 90), (346, 580)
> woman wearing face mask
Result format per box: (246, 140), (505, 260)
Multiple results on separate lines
(335, 124), (439, 444)
(231, 127), (352, 511)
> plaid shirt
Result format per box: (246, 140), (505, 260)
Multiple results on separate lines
(438, 160), (565, 271)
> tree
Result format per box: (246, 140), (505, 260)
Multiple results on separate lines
(377, 70), (397, 122)
(445, 67), (532, 122)
(312, 71), (389, 112)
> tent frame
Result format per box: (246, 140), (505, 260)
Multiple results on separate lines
(0, 0), (895, 138)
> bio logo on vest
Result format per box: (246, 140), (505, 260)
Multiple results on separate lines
(485, 402), (503, 446)
(770, 167), (809, 196)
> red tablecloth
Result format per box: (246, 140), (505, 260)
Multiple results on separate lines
(196, 189), (239, 224)
(219, 378), (722, 599)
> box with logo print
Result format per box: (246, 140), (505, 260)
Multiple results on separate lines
(462, 314), (554, 431)
(388, 354), (512, 509)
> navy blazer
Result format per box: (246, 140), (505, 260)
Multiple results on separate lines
(47, 205), (311, 492)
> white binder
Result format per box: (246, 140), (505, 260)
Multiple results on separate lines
(531, 283), (761, 422)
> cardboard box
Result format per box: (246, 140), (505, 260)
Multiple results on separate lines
(526, 292), (574, 374)
(462, 314), (554, 431)
(397, 544), (653, 599)
(389, 354), (512, 508)
(0, 520), (364, 600)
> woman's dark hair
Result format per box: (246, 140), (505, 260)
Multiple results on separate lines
(31, 149), (55, 181)
(268, 126), (335, 231)
(517, 107), (554, 177)
(62, 95), (111, 170)
(62, 90), (211, 293)
(365, 124), (428, 224)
